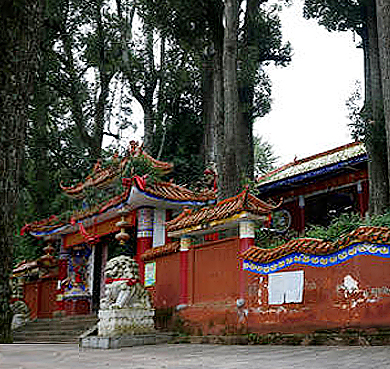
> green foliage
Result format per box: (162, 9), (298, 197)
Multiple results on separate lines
(306, 211), (390, 241)
(161, 107), (205, 186)
(253, 135), (278, 177)
(306, 212), (363, 241)
(303, 0), (364, 35)
(124, 154), (166, 183)
(346, 81), (366, 141)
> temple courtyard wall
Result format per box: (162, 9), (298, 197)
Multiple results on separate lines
(146, 234), (390, 336)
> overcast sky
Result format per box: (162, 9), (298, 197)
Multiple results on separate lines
(255, 0), (364, 165)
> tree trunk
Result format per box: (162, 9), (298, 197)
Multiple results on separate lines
(238, 0), (258, 180)
(202, 53), (216, 166)
(365, 1), (389, 215)
(93, 1), (112, 161)
(213, 21), (225, 199)
(143, 24), (157, 152)
(222, 0), (240, 199)
(376, 0), (390, 193)
(0, 0), (43, 342)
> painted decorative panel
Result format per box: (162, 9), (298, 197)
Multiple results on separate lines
(243, 242), (390, 275)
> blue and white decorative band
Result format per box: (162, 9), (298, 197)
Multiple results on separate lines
(243, 242), (390, 275)
(137, 230), (153, 238)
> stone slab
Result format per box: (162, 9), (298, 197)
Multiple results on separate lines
(79, 333), (175, 349)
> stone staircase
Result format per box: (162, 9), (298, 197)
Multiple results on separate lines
(13, 315), (98, 343)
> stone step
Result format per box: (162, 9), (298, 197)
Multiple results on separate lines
(13, 334), (78, 343)
(15, 320), (98, 333)
(13, 315), (98, 344)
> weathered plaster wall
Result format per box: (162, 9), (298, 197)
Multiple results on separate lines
(246, 255), (390, 334)
(152, 252), (180, 309)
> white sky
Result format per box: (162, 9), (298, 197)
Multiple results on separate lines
(255, 0), (364, 165)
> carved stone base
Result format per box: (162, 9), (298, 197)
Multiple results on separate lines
(98, 308), (155, 337)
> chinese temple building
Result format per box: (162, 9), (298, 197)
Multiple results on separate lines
(21, 142), (216, 317)
(257, 141), (368, 233)
(17, 139), (390, 338)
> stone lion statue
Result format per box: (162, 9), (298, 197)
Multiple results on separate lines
(100, 255), (151, 310)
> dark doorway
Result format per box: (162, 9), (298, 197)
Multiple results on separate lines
(91, 242), (103, 313)
(305, 191), (355, 227)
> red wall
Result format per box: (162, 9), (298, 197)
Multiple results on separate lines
(23, 277), (58, 320)
(153, 252), (181, 308)
(24, 282), (38, 320)
(246, 255), (390, 334)
(151, 237), (240, 310)
(191, 238), (240, 304)
(151, 237), (242, 335)
(150, 237), (390, 336)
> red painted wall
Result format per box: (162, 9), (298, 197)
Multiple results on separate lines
(151, 237), (240, 309)
(23, 277), (58, 320)
(246, 255), (390, 334)
(151, 236), (390, 336)
(153, 252), (181, 308)
(24, 282), (39, 320)
(191, 238), (240, 304)
(38, 278), (58, 319)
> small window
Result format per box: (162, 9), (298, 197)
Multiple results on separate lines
(268, 270), (304, 305)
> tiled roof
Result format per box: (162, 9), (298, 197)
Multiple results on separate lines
(144, 181), (215, 203)
(241, 226), (390, 264)
(167, 189), (279, 233)
(60, 141), (173, 199)
(22, 180), (216, 236)
(140, 241), (181, 261)
(60, 157), (127, 199)
(13, 260), (39, 275)
(130, 142), (173, 174)
(257, 141), (366, 188)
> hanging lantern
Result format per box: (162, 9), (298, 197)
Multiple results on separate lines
(115, 207), (131, 245)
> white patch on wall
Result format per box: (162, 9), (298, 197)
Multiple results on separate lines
(342, 275), (358, 294)
(153, 209), (166, 247)
(268, 270), (304, 305)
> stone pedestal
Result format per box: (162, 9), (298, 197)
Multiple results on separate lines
(98, 308), (155, 337)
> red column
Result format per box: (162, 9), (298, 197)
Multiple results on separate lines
(179, 237), (191, 306)
(239, 220), (255, 299)
(136, 207), (154, 285)
(357, 181), (365, 218)
(56, 240), (68, 314)
(298, 195), (305, 236)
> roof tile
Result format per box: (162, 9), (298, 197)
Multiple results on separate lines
(257, 141), (366, 187)
(167, 189), (279, 233)
(241, 226), (390, 264)
(140, 241), (181, 261)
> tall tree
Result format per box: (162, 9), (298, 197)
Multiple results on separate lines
(376, 0), (390, 193)
(239, 0), (291, 179)
(304, 0), (389, 214)
(46, 0), (127, 163)
(222, 0), (240, 197)
(137, 0), (290, 198)
(0, 0), (43, 342)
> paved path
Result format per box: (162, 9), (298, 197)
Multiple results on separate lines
(1, 343), (390, 369)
